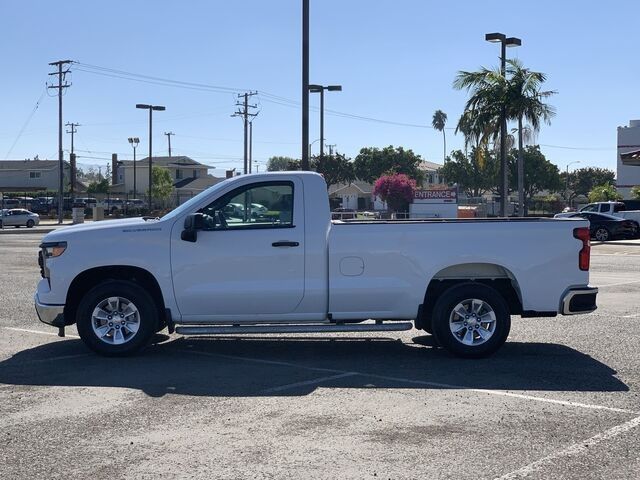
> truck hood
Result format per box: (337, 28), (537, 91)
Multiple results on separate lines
(42, 217), (166, 243)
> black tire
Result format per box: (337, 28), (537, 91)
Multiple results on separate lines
(423, 322), (433, 335)
(26, 219), (35, 228)
(76, 280), (158, 356)
(593, 227), (609, 242)
(431, 283), (511, 358)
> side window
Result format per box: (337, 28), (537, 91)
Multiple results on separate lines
(199, 182), (294, 230)
(582, 204), (598, 213)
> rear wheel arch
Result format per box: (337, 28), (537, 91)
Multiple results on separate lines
(65, 265), (166, 329)
(416, 263), (522, 331)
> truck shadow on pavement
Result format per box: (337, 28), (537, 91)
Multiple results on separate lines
(0, 335), (629, 397)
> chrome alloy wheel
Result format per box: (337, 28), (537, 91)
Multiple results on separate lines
(449, 298), (497, 346)
(91, 296), (140, 345)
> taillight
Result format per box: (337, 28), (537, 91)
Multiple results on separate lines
(573, 227), (590, 271)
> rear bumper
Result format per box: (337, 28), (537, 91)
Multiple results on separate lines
(34, 293), (65, 327)
(561, 287), (598, 315)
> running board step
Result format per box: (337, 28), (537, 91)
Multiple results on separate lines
(175, 322), (413, 336)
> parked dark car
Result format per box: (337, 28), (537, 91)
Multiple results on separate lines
(568, 212), (640, 241)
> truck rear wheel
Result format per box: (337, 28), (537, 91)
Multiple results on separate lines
(431, 283), (510, 358)
(76, 280), (157, 356)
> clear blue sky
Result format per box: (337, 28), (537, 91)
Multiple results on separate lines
(1, 0), (637, 176)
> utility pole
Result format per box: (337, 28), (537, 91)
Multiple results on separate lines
(65, 122), (79, 156)
(164, 131), (174, 157)
(249, 121), (253, 174)
(66, 122), (79, 196)
(327, 144), (336, 156)
(302, 0), (310, 170)
(232, 92), (258, 174)
(48, 60), (72, 224)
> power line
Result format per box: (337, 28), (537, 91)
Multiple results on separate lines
(70, 62), (612, 153)
(538, 143), (613, 151)
(4, 88), (47, 159)
(72, 61), (446, 130)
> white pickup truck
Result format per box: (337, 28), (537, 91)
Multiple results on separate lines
(556, 201), (640, 223)
(35, 172), (598, 358)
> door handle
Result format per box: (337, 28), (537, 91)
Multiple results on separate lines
(272, 241), (299, 247)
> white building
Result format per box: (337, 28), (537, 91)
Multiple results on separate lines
(617, 120), (640, 198)
(111, 156), (223, 197)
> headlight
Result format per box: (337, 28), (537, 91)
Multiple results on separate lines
(39, 242), (67, 279)
(41, 241), (67, 258)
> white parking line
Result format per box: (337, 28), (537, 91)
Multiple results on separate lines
(495, 415), (640, 479)
(182, 348), (347, 375)
(596, 279), (640, 288)
(2, 327), (80, 339)
(261, 372), (358, 394)
(363, 373), (638, 415)
(181, 348), (638, 415)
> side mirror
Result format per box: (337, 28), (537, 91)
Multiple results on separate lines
(181, 213), (204, 242)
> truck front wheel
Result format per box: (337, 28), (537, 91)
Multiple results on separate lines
(431, 283), (510, 358)
(76, 280), (157, 356)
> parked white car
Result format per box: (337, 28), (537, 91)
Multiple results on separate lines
(35, 172), (597, 358)
(555, 201), (640, 223)
(0, 209), (40, 228)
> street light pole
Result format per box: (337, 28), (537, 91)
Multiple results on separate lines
(128, 137), (140, 199)
(301, 0), (310, 170)
(309, 84), (342, 163)
(485, 33), (521, 217)
(566, 161), (581, 207)
(136, 104), (166, 212)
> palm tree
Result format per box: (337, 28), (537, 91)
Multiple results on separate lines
(453, 61), (555, 213)
(453, 66), (506, 166)
(505, 59), (556, 214)
(432, 110), (448, 162)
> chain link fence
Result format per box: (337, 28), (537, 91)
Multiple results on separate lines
(0, 190), (208, 220)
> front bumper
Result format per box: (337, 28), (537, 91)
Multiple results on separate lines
(34, 293), (65, 327)
(561, 287), (598, 315)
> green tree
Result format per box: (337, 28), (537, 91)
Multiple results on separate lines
(432, 110), (447, 162)
(454, 65), (504, 157)
(631, 185), (640, 200)
(149, 166), (173, 204)
(563, 167), (616, 200)
(267, 156), (299, 171)
(438, 148), (499, 198)
(87, 179), (110, 194)
(588, 184), (623, 202)
(506, 59), (556, 211)
(453, 59), (555, 205)
(353, 146), (424, 184)
(508, 146), (562, 214)
(311, 153), (355, 189)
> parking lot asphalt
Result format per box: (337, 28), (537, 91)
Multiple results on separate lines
(0, 234), (639, 479)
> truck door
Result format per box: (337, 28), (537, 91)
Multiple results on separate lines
(171, 179), (305, 318)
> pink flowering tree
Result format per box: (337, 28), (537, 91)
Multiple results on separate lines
(373, 173), (416, 213)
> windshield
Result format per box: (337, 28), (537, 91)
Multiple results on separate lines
(160, 177), (232, 222)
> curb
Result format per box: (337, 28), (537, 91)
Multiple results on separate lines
(0, 227), (59, 235)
